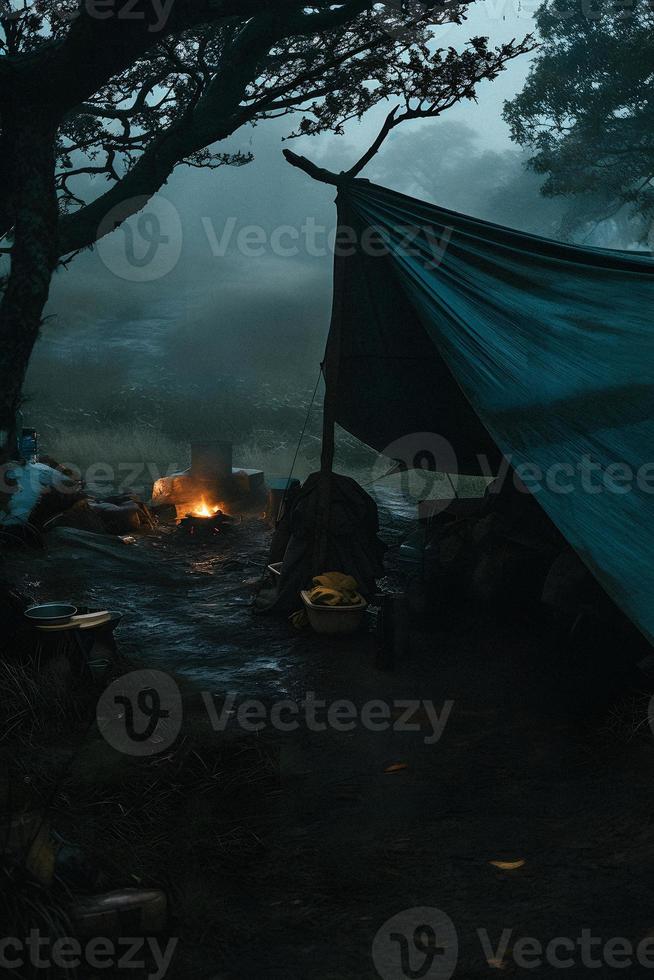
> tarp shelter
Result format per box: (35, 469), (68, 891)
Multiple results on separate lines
(321, 178), (654, 645)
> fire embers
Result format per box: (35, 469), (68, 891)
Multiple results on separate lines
(178, 501), (236, 538)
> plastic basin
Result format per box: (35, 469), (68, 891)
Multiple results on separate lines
(300, 591), (367, 634)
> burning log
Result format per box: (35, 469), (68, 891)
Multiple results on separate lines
(191, 498), (223, 519)
(178, 506), (236, 538)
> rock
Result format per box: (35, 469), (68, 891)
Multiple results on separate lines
(89, 500), (142, 534)
(49, 499), (107, 534)
(50, 495), (155, 536)
(151, 471), (199, 514)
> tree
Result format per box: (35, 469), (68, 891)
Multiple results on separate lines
(504, 0), (654, 241)
(368, 118), (566, 237)
(0, 0), (532, 458)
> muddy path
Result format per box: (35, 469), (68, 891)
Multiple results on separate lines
(3, 499), (654, 978)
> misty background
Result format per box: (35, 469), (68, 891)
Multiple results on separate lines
(21, 3), (597, 486)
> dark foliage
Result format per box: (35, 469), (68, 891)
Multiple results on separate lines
(504, 0), (654, 240)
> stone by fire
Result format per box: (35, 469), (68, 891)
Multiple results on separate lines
(150, 440), (264, 518)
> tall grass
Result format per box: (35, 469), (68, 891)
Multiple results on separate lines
(0, 656), (98, 746)
(24, 342), (379, 493)
(37, 423), (376, 498)
(24, 342), (413, 499)
(44, 426), (188, 477)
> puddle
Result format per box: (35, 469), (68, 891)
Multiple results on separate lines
(4, 488), (414, 696)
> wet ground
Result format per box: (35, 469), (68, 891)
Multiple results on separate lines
(2, 486), (410, 696)
(4, 489), (654, 978)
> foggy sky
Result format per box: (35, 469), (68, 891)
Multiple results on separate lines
(31, 2), (539, 389)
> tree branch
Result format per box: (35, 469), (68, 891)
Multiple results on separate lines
(282, 148), (345, 186)
(283, 34), (534, 185)
(346, 105), (400, 177)
(10, 0), (307, 117)
(58, 9), (285, 255)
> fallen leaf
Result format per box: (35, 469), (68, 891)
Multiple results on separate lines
(489, 859), (525, 871)
(384, 763), (408, 773)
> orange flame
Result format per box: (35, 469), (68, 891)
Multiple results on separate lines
(192, 497), (222, 518)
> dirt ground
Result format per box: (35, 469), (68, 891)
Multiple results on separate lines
(3, 511), (654, 979)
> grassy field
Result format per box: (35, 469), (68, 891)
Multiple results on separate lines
(23, 345), (380, 493)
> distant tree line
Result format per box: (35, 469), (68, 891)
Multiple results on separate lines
(505, 0), (654, 244)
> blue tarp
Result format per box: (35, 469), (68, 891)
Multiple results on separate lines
(331, 180), (654, 643)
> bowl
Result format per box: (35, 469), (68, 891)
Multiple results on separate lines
(300, 591), (367, 635)
(25, 603), (77, 626)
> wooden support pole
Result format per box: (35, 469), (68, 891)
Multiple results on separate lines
(313, 193), (348, 574)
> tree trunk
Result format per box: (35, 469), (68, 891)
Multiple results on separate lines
(0, 117), (59, 462)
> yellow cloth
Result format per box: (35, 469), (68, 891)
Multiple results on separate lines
(308, 571), (363, 607)
(289, 571), (364, 629)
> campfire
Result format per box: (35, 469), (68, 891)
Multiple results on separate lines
(150, 440), (265, 522)
(191, 497), (223, 518)
(178, 500), (234, 537)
